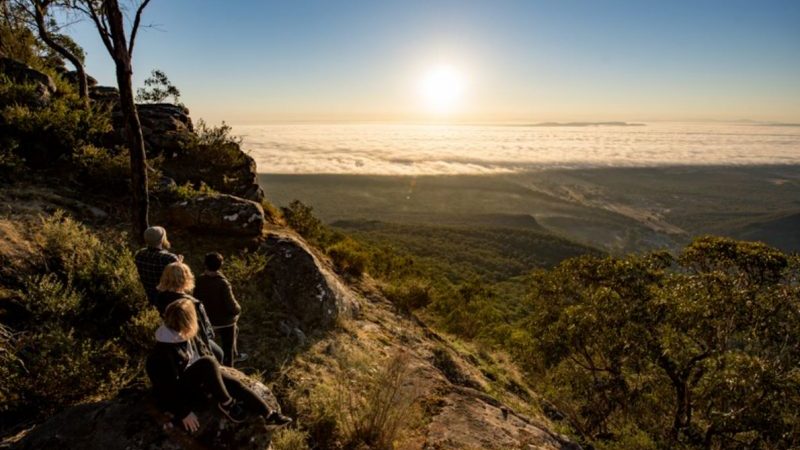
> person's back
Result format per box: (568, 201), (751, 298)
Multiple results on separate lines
(195, 272), (240, 327)
(134, 226), (179, 306)
(194, 252), (243, 367)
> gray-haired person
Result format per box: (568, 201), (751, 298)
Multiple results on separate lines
(134, 226), (181, 307)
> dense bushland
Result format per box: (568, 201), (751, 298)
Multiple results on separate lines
(283, 202), (800, 450)
(0, 213), (157, 429)
(512, 238), (800, 449)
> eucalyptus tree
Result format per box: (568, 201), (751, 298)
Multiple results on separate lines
(77, 0), (151, 240)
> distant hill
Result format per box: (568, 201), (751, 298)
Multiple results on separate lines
(735, 212), (800, 251)
(333, 219), (598, 282)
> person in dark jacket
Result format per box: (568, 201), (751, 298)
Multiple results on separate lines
(134, 226), (180, 307)
(146, 299), (291, 432)
(156, 261), (223, 364)
(194, 252), (246, 367)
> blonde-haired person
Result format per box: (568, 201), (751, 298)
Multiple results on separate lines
(156, 261), (224, 364)
(146, 299), (291, 432)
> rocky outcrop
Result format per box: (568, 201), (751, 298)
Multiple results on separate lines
(133, 103), (195, 155)
(95, 92), (195, 157)
(62, 70), (97, 89)
(160, 141), (265, 203)
(87, 86), (264, 202)
(259, 233), (358, 331)
(164, 193), (265, 237)
(11, 368), (282, 450)
(89, 85), (120, 105)
(0, 58), (56, 107)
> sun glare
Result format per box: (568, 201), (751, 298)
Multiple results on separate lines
(418, 64), (466, 115)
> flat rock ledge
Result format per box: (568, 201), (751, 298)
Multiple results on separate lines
(165, 194), (266, 237)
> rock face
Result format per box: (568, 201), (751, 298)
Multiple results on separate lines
(133, 103), (195, 155)
(0, 58), (56, 106)
(164, 194), (266, 237)
(425, 389), (581, 450)
(259, 233), (358, 331)
(11, 368), (282, 450)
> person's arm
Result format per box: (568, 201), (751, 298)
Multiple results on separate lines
(222, 279), (242, 317)
(197, 303), (215, 339)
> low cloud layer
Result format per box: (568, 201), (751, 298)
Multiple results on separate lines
(234, 123), (800, 175)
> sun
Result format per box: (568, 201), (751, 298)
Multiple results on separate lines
(418, 64), (467, 115)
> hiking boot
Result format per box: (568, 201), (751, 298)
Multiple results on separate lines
(266, 411), (293, 426)
(235, 352), (249, 363)
(218, 400), (247, 423)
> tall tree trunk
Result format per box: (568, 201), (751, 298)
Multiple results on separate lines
(105, 0), (148, 241)
(32, 2), (89, 106)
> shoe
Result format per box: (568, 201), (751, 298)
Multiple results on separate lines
(235, 352), (249, 363)
(218, 399), (247, 423)
(266, 411), (293, 426)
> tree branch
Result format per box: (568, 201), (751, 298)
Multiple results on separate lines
(127, 0), (151, 55)
(79, 0), (114, 57)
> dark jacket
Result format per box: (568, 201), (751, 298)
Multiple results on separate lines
(146, 325), (213, 419)
(155, 291), (215, 345)
(194, 272), (241, 327)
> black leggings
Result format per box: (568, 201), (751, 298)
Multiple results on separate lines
(181, 356), (271, 416)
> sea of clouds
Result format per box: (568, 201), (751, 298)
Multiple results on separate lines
(233, 122), (800, 175)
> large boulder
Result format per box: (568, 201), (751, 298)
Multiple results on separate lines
(160, 141), (265, 203)
(0, 58), (56, 107)
(134, 103), (195, 155)
(11, 368), (282, 450)
(259, 233), (358, 331)
(165, 194), (265, 237)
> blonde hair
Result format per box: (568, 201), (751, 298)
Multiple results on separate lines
(164, 298), (198, 339)
(157, 262), (195, 293)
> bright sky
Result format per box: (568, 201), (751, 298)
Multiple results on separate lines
(66, 0), (800, 124)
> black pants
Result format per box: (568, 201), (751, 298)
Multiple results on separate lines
(181, 356), (270, 417)
(215, 324), (238, 367)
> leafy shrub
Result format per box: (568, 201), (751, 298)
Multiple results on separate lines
(0, 78), (110, 168)
(70, 145), (131, 194)
(158, 119), (253, 195)
(326, 238), (369, 278)
(289, 377), (340, 448)
(271, 428), (310, 450)
(169, 181), (218, 201)
(22, 273), (80, 319)
(381, 279), (432, 312)
(282, 200), (324, 241)
(193, 119), (243, 147)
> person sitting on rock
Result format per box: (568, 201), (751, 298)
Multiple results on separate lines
(194, 252), (247, 367)
(134, 226), (181, 307)
(156, 261), (224, 364)
(146, 298), (291, 432)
